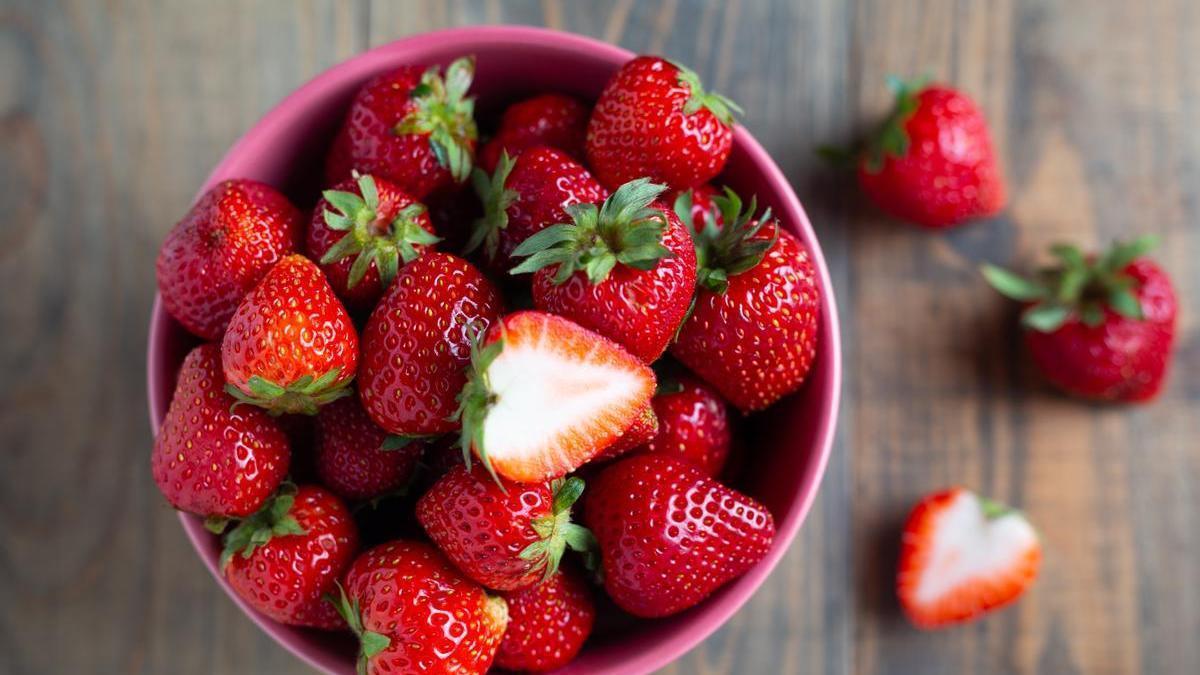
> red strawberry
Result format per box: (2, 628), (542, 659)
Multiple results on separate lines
(359, 252), (503, 436)
(641, 374), (731, 476)
(478, 93), (590, 173)
(983, 237), (1176, 401)
(671, 189), (821, 411)
(325, 57), (478, 198)
(333, 540), (507, 674)
(495, 567), (595, 672)
(583, 454), (774, 617)
(511, 179), (697, 363)
(417, 465), (594, 591)
(857, 79), (1005, 228)
(221, 255), (358, 415)
(669, 182), (722, 231)
(156, 179), (303, 340)
(306, 173), (439, 309)
(151, 344), (289, 518)
(897, 488), (1040, 628)
(594, 403), (658, 462)
(315, 395), (425, 502)
(222, 484), (358, 629)
(586, 56), (740, 191)
(468, 146), (606, 273)
(457, 311), (656, 483)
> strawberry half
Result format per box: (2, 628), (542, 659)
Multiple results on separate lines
(152, 344), (289, 518)
(495, 567), (595, 672)
(510, 178), (697, 363)
(982, 237), (1177, 402)
(222, 484), (358, 630)
(306, 173), (439, 310)
(333, 540), (507, 675)
(897, 488), (1041, 629)
(456, 311), (656, 483)
(221, 255), (358, 415)
(325, 57), (478, 198)
(416, 465), (594, 591)
(478, 93), (590, 173)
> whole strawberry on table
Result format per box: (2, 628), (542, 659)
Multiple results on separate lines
(151, 52), (825, 674)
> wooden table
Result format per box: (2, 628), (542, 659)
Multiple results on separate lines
(2, 1), (1196, 673)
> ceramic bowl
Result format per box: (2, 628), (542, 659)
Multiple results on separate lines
(146, 25), (841, 675)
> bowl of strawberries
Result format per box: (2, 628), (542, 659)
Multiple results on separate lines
(147, 25), (840, 674)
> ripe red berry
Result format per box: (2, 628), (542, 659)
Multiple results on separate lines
(315, 395), (425, 502)
(478, 93), (590, 173)
(496, 567), (595, 672)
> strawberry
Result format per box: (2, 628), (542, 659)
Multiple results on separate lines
(982, 237), (1176, 401)
(456, 311), (656, 483)
(151, 344), (289, 518)
(583, 454), (774, 617)
(305, 173), (439, 310)
(222, 484), (358, 629)
(156, 179), (303, 340)
(586, 56), (740, 191)
(671, 188), (821, 411)
(897, 487), (1040, 628)
(857, 78), (1005, 228)
(510, 178), (697, 363)
(416, 465), (594, 591)
(221, 255), (358, 415)
(478, 93), (590, 173)
(669, 182), (722, 231)
(332, 540), (507, 675)
(641, 373), (731, 476)
(315, 395), (425, 502)
(495, 567), (595, 672)
(359, 252), (503, 436)
(594, 403), (658, 462)
(468, 146), (606, 274)
(325, 57), (478, 198)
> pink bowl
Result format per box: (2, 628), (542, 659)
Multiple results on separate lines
(146, 25), (841, 675)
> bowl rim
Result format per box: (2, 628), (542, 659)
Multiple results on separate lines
(146, 24), (841, 675)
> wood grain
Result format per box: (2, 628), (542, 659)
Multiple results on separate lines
(0, 1), (1195, 674)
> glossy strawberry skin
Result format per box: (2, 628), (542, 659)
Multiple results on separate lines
(858, 85), (1005, 229)
(221, 255), (358, 403)
(225, 485), (358, 629)
(151, 344), (289, 518)
(479, 94), (590, 173)
(642, 375), (731, 477)
(305, 176), (436, 310)
(583, 454), (775, 618)
(325, 67), (472, 199)
(315, 395), (424, 502)
(416, 464), (555, 591)
(496, 567), (595, 672)
(341, 540), (507, 674)
(359, 252), (503, 436)
(1025, 259), (1176, 401)
(587, 56), (734, 191)
(672, 226), (821, 411)
(156, 179), (303, 340)
(532, 205), (697, 363)
(594, 404), (658, 462)
(487, 146), (607, 273)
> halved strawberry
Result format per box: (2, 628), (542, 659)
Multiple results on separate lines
(897, 488), (1041, 629)
(456, 311), (655, 483)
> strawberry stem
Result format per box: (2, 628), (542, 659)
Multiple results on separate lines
(394, 56), (478, 182)
(225, 367), (352, 416)
(218, 483), (306, 569)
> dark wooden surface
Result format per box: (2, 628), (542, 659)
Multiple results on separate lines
(1, 1), (1197, 673)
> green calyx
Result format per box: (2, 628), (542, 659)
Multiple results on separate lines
(225, 367), (352, 416)
(327, 581), (391, 675)
(465, 151), (519, 260)
(509, 178), (673, 284)
(673, 61), (743, 127)
(380, 433), (437, 452)
(978, 495), (1015, 520)
(218, 483), (307, 570)
(320, 173), (440, 290)
(394, 56), (478, 182)
(518, 477), (599, 582)
(453, 322), (505, 486)
(677, 186), (778, 294)
(863, 75), (928, 173)
(982, 235), (1159, 332)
